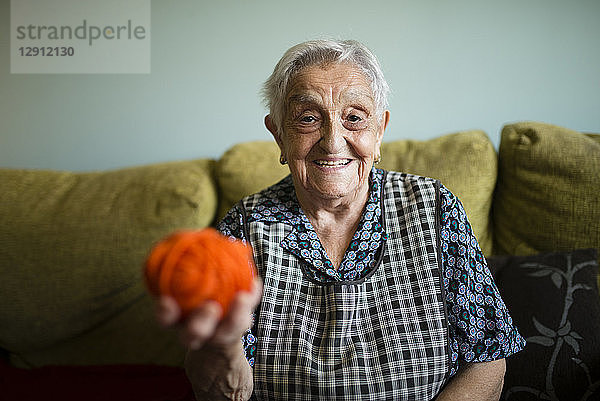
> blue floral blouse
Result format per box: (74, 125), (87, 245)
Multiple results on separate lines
(218, 168), (525, 378)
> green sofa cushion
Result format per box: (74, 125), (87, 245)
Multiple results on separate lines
(0, 159), (217, 368)
(216, 131), (496, 256)
(380, 131), (497, 256)
(493, 122), (600, 260)
(216, 141), (289, 220)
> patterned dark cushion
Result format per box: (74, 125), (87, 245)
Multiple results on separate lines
(487, 249), (600, 400)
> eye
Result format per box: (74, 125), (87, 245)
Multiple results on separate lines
(300, 115), (317, 123)
(343, 110), (368, 131)
(293, 111), (321, 133)
(347, 114), (362, 123)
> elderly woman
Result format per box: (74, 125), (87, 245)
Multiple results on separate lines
(158, 39), (525, 400)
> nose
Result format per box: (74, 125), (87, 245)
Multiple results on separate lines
(319, 117), (346, 154)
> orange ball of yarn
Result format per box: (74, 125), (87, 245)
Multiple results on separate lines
(144, 228), (256, 318)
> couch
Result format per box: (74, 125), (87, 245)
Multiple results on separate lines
(1, 121), (598, 400)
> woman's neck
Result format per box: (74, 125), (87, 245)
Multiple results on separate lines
(295, 181), (370, 270)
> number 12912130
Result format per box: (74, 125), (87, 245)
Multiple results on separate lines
(18, 46), (75, 56)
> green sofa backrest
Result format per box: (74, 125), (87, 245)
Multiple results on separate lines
(2, 122), (597, 368)
(0, 160), (216, 367)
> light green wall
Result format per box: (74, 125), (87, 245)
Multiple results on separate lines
(1, 0), (599, 171)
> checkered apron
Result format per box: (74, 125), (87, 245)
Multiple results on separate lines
(241, 172), (450, 400)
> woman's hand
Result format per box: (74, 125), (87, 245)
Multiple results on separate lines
(156, 276), (263, 350)
(155, 277), (262, 401)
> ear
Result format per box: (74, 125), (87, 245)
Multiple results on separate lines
(374, 110), (390, 156)
(265, 115), (285, 152)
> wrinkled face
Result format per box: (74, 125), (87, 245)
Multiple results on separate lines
(268, 63), (388, 206)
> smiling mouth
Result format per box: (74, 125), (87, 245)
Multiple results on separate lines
(314, 159), (352, 168)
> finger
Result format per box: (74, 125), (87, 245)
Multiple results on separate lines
(182, 300), (223, 350)
(217, 277), (262, 333)
(210, 285), (260, 346)
(249, 276), (263, 307)
(156, 296), (181, 327)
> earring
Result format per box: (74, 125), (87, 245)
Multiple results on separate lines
(374, 155), (381, 164)
(279, 155), (287, 165)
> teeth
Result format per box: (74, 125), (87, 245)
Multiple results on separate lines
(315, 160), (350, 167)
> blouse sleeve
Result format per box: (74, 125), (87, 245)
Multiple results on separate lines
(439, 185), (525, 377)
(216, 204), (258, 368)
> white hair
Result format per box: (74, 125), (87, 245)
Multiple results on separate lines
(262, 39), (390, 133)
